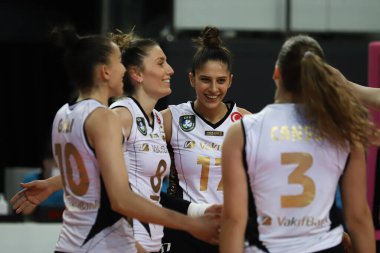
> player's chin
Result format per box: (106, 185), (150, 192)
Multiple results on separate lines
(162, 87), (172, 96)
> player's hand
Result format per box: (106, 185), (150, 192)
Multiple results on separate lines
(135, 241), (148, 253)
(324, 64), (349, 87)
(205, 204), (222, 215)
(342, 232), (353, 253)
(10, 180), (53, 215)
(188, 213), (221, 245)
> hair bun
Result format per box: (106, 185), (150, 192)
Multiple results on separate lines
(194, 26), (222, 48)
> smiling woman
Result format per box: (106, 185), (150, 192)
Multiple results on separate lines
(161, 26), (251, 253)
(9, 27), (220, 253)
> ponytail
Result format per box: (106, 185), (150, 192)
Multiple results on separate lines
(278, 35), (378, 148)
(300, 51), (376, 147)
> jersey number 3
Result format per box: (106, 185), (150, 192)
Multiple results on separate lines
(281, 152), (315, 208)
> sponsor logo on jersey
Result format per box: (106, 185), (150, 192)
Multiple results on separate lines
(205, 131), (224, 136)
(152, 145), (168, 153)
(140, 143), (150, 151)
(200, 142), (221, 151)
(184, 140), (195, 149)
(136, 117), (147, 135)
(67, 198), (100, 211)
(277, 216), (329, 227)
(230, 112), (242, 122)
(258, 215), (272, 226)
(179, 115), (195, 132)
(149, 133), (160, 139)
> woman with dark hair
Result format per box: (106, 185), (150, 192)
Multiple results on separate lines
(10, 27), (219, 253)
(220, 34), (377, 253)
(161, 26), (251, 253)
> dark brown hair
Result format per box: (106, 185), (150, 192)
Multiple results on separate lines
(191, 26), (232, 74)
(109, 30), (158, 95)
(51, 26), (114, 93)
(277, 34), (378, 147)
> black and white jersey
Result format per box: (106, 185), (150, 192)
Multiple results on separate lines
(242, 103), (347, 253)
(53, 99), (136, 253)
(110, 97), (170, 252)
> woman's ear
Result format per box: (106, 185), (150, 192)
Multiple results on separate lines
(228, 74), (233, 88)
(97, 64), (110, 81)
(189, 72), (195, 87)
(273, 66), (281, 81)
(129, 66), (143, 84)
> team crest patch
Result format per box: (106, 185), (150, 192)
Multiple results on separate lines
(136, 117), (147, 135)
(179, 115), (195, 132)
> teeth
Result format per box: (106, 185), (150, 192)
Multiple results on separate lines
(206, 95), (217, 99)
(163, 80), (170, 83)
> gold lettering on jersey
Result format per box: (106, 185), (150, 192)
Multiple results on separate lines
(205, 131), (224, 136)
(184, 140), (195, 149)
(200, 142), (221, 151)
(140, 143), (150, 151)
(271, 125), (322, 142)
(277, 216), (329, 227)
(58, 119), (75, 133)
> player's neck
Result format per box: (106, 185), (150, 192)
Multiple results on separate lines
(194, 100), (228, 124)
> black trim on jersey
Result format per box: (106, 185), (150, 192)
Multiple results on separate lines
(331, 153), (351, 230)
(140, 221), (152, 237)
(83, 123), (96, 155)
(82, 105), (102, 155)
(190, 101), (235, 129)
(128, 96), (155, 129)
(313, 243), (345, 253)
(329, 198), (343, 231)
(167, 144), (184, 199)
(160, 192), (190, 214)
(241, 119), (269, 253)
(82, 178), (127, 246)
(373, 149), (380, 229)
(342, 153), (351, 175)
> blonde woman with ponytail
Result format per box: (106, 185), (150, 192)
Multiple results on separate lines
(221, 35), (377, 253)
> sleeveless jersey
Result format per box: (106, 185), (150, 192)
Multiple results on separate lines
(242, 103), (348, 253)
(110, 97), (170, 252)
(52, 99), (136, 253)
(169, 101), (242, 204)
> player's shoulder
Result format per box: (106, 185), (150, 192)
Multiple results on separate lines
(237, 107), (252, 116)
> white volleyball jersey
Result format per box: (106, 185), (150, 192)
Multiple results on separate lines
(168, 101), (243, 204)
(52, 99), (136, 253)
(242, 103), (348, 253)
(110, 97), (170, 252)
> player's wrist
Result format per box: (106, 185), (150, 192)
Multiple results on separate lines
(187, 203), (212, 217)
